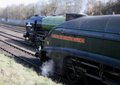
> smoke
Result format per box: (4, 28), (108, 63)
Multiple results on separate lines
(80, 0), (88, 14)
(41, 60), (55, 77)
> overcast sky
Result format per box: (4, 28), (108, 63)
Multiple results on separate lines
(0, 0), (113, 8)
(0, 0), (38, 8)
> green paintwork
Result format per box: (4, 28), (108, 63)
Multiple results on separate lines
(34, 16), (65, 46)
(45, 32), (120, 60)
(44, 15), (120, 61)
(41, 16), (65, 31)
(42, 25), (55, 31)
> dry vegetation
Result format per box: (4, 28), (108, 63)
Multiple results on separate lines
(0, 0), (119, 19)
(0, 4), (35, 19)
(0, 54), (62, 85)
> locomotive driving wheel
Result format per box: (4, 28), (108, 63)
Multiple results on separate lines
(63, 56), (88, 85)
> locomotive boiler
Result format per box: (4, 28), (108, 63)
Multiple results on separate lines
(36, 15), (120, 84)
(23, 14), (85, 46)
(23, 15), (65, 46)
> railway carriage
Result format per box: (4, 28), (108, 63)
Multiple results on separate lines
(36, 15), (120, 84)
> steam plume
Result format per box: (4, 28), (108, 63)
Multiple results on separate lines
(41, 60), (55, 77)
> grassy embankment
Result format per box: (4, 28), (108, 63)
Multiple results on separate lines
(0, 54), (62, 85)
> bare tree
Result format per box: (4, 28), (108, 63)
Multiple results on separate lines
(40, 0), (59, 15)
(0, 4), (35, 19)
(0, 0), (119, 19)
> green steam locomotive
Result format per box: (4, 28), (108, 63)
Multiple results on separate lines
(23, 14), (84, 46)
(23, 15), (65, 46)
(36, 15), (120, 85)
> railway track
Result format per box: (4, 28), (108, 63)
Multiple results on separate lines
(0, 24), (108, 85)
(0, 40), (34, 56)
(0, 41), (69, 85)
(0, 24), (25, 33)
(0, 24), (41, 71)
(0, 25), (69, 84)
(0, 32), (36, 55)
(0, 24), (36, 51)
(0, 31), (36, 49)
(0, 39), (41, 71)
(0, 30), (24, 40)
(0, 37), (66, 85)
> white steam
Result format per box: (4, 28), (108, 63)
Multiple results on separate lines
(80, 0), (88, 14)
(41, 60), (55, 77)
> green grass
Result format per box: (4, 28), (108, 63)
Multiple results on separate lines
(0, 54), (62, 85)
